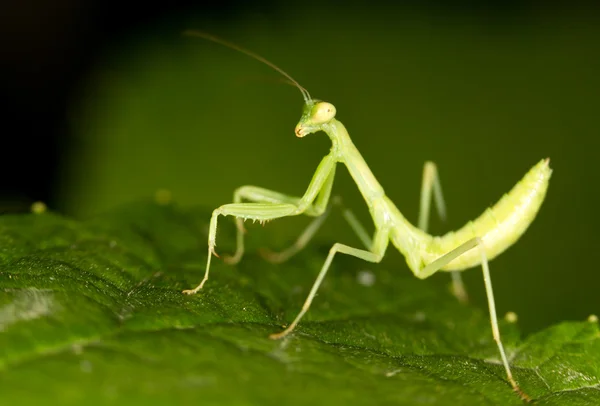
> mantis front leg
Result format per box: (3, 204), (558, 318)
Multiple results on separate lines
(225, 163), (336, 265)
(182, 153), (336, 295)
(418, 161), (468, 303)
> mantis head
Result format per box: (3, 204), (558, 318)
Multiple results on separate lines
(295, 100), (337, 137)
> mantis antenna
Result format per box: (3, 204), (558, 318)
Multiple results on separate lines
(184, 30), (312, 103)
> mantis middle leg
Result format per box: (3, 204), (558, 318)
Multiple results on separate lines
(260, 161), (451, 265)
(261, 196), (374, 264)
(269, 227), (390, 339)
(182, 153), (336, 295)
(418, 161), (468, 303)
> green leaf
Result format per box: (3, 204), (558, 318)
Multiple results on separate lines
(1, 202), (598, 405)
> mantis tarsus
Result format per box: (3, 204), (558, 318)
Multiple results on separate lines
(182, 31), (551, 402)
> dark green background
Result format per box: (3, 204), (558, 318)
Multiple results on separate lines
(60, 4), (598, 334)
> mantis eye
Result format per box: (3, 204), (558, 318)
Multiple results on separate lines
(312, 102), (336, 124)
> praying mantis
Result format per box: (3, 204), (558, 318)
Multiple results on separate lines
(182, 31), (551, 402)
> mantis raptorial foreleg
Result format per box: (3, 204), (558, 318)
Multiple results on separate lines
(182, 154), (336, 295)
(224, 188), (323, 264)
(417, 161), (468, 303)
(224, 156), (336, 266)
(269, 227), (390, 340)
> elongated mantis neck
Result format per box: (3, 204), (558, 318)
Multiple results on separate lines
(323, 118), (385, 201)
(298, 102), (384, 202)
(321, 117), (429, 253)
(297, 100), (424, 249)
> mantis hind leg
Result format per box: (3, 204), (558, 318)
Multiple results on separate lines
(269, 228), (390, 340)
(416, 238), (531, 402)
(418, 161), (468, 303)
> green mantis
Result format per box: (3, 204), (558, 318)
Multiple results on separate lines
(182, 31), (551, 402)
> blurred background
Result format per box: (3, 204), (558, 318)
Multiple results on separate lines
(1, 0), (598, 333)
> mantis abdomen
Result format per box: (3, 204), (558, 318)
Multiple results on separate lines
(424, 158), (551, 271)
